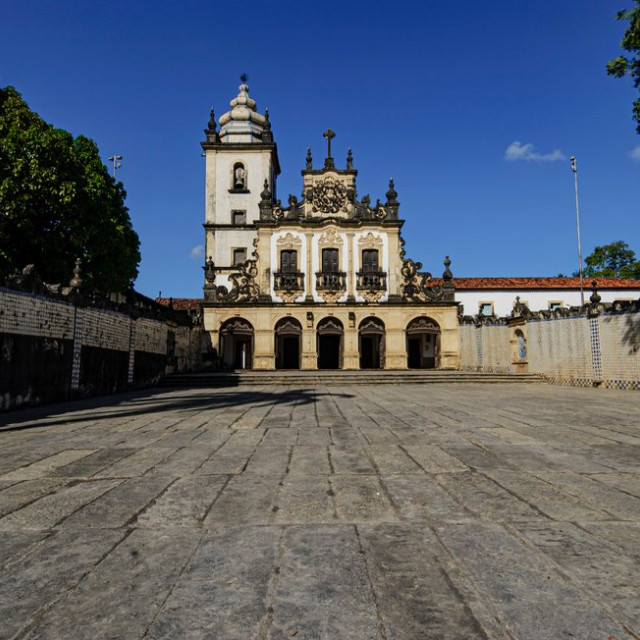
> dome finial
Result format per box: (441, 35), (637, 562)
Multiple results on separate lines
(240, 73), (248, 84)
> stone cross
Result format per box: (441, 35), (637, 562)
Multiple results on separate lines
(323, 129), (336, 159)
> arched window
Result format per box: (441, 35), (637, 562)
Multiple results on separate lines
(232, 162), (247, 190)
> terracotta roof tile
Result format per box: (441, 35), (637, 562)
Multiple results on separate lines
(155, 298), (203, 310)
(432, 277), (640, 290)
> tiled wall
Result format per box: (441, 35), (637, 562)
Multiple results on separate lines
(459, 310), (640, 390)
(0, 288), (178, 410)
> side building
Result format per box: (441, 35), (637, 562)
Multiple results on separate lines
(199, 81), (458, 371)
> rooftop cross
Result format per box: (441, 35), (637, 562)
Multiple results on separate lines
(240, 73), (248, 83)
(323, 129), (335, 158)
(323, 129), (336, 168)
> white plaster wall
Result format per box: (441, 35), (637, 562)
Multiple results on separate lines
(211, 150), (271, 224)
(457, 289), (640, 317)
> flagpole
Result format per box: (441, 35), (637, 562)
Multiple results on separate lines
(570, 156), (584, 306)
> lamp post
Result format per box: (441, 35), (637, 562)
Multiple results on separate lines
(570, 156), (585, 306)
(108, 155), (123, 180)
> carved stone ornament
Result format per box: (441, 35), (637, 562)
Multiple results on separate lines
(217, 259), (259, 303)
(276, 232), (303, 250)
(401, 258), (446, 302)
(357, 232), (383, 251)
(312, 176), (347, 214)
(318, 227), (342, 247)
(407, 317), (440, 333)
(221, 318), (253, 334)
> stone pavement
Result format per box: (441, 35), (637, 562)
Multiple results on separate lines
(0, 383), (639, 640)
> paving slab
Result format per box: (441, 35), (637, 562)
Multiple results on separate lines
(0, 382), (639, 639)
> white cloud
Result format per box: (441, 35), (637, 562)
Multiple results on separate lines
(189, 244), (204, 259)
(504, 141), (566, 162)
(630, 145), (640, 162)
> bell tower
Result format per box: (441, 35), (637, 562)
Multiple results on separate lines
(201, 78), (280, 290)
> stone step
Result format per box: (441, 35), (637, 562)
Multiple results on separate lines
(159, 370), (543, 387)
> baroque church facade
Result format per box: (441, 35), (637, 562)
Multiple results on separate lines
(200, 81), (458, 371)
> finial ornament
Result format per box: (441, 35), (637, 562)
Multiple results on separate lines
(590, 279), (601, 304)
(240, 73), (248, 84)
(260, 179), (271, 201)
(346, 148), (353, 170)
(69, 257), (83, 289)
(386, 178), (398, 202)
(443, 255), (453, 282)
(208, 107), (216, 131)
(306, 147), (313, 170)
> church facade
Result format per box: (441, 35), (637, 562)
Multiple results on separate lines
(200, 81), (459, 371)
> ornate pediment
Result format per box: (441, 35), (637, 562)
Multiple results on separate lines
(276, 232), (303, 250)
(357, 232), (383, 250)
(318, 227), (342, 247)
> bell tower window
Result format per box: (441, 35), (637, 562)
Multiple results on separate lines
(232, 162), (247, 191)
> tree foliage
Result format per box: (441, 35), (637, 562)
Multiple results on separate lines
(607, 1), (640, 134)
(0, 86), (140, 292)
(583, 241), (640, 279)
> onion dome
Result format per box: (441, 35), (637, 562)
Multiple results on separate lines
(218, 79), (268, 143)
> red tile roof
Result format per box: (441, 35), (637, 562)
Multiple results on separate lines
(430, 277), (640, 290)
(155, 297), (203, 309)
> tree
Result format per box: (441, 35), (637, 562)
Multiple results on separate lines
(607, 1), (640, 134)
(583, 241), (640, 279)
(0, 86), (140, 292)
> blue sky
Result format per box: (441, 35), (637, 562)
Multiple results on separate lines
(1, 0), (639, 298)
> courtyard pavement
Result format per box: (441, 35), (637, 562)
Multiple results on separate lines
(0, 383), (639, 639)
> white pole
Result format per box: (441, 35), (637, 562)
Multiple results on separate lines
(570, 157), (585, 306)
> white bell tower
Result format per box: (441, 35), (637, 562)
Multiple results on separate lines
(201, 78), (280, 291)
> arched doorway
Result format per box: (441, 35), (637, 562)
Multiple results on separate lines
(317, 317), (343, 369)
(275, 317), (302, 370)
(406, 317), (440, 369)
(220, 318), (254, 370)
(359, 317), (385, 369)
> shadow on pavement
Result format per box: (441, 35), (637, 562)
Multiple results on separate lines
(0, 387), (354, 432)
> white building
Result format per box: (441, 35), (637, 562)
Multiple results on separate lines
(453, 277), (640, 317)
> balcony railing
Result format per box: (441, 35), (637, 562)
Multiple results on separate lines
(273, 272), (305, 292)
(356, 271), (387, 291)
(315, 271), (347, 292)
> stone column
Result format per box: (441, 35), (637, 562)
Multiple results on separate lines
(253, 328), (275, 370)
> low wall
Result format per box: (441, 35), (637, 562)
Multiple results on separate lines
(0, 287), (201, 411)
(459, 302), (640, 390)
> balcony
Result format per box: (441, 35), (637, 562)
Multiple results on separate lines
(356, 271), (387, 292)
(315, 271), (347, 292)
(273, 272), (305, 293)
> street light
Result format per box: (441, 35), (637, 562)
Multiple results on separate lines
(108, 154), (123, 179)
(570, 156), (585, 306)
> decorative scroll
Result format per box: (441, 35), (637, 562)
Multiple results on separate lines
(401, 259), (446, 302)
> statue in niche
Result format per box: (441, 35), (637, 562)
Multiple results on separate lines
(234, 165), (246, 189)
